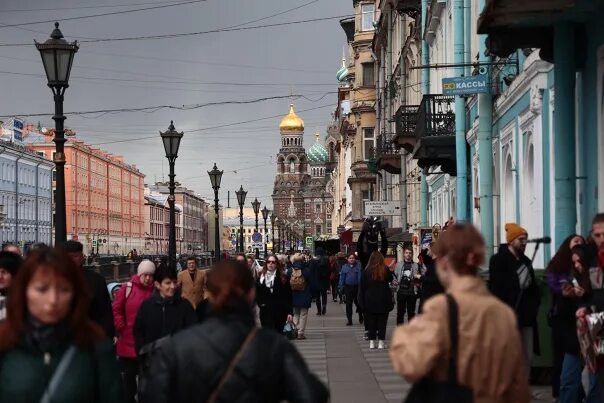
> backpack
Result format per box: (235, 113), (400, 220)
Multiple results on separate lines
(290, 268), (307, 291)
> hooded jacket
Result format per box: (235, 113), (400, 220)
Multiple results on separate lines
(139, 300), (329, 403)
(289, 261), (313, 309)
(133, 291), (197, 355)
(112, 275), (154, 358)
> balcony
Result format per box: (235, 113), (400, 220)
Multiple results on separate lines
(395, 0), (420, 17)
(412, 94), (457, 175)
(375, 134), (401, 174)
(394, 104), (419, 153)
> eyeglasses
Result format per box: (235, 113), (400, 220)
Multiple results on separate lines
(267, 260), (277, 264)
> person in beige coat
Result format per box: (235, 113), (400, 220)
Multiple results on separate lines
(389, 223), (530, 403)
(177, 257), (209, 308)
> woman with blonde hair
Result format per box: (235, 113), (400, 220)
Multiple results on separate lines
(390, 223), (530, 403)
(360, 251), (394, 349)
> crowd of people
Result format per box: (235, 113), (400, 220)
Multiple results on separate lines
(0, 213), (603, 403)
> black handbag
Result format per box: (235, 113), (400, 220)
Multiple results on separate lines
(404, 294), (473, 403)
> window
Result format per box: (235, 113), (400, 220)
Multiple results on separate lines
(315, 204), (321, 213)
(362, 62), (375, 86)
(315, 225), (322, 235)
(363, 128), (375, 160)
(361, 3), (375, 31)
(289, 159), (295, 173)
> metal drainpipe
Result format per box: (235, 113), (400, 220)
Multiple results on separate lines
(454, 0), (468, 222)
(35, 161), (42, 243)
(0, 146), (5, 244)
(419, 0), (430, 227)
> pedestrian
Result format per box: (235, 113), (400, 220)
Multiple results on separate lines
(177, 256), (209, 309)
(548, 239), (600, 402)
(339, 253), (363, 326)
(335, 252), (346, 303)
(256, 255), (293, 333)
(63, 240), (114, 339)
(0, 251), (23, 321)
(138, 260), (329, 403)
(328, 254), (339, 302)
(417, 245), (444, 312)
(394, 247), (421, 324)
(289, 253), (313, 340)
(113, 259), (155, 403)
(0, 248), (124, 403)
(360, 251), (394, 350)
(310, 247), (330, 316)
(489, 222), (541, 369)
(390, 223), (530, 403)
(134, 265), (197, 354)
(2, 243), (21, 256)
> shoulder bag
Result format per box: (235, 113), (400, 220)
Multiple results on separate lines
(404, 294), (473, 403)
(39, 345), (77, 403)
(206, 326), (259, 403)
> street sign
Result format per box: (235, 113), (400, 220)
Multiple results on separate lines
(92, 240), (97, 247)
(442, 75), (488, 96)
(364, 201), (401, 216)
(305, 236), (313, 246)
(252, 231), (262, 243)
(231, 239), (237, 247)
(421, 232), (433, 250)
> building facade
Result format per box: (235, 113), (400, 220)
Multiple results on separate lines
(271, 104), (334, 250)
(0, 122), (53, 249)
(143, 189), (183, 255)
(149, 182), (209, 253)
(222, 206), (273, 254)
(25, 125), (145, 255)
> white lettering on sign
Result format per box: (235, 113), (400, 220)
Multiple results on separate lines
(364, 201), (402, 216)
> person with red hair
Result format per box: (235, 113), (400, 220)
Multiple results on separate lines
(0, 248), (123, 402)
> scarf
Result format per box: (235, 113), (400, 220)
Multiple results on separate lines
(25, 316), (70, 352)
(260, 270), (277, 293)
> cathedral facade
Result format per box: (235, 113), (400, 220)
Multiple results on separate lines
(272, 104), (335, 247)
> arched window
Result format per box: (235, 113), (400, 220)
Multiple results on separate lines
(504, 153), (515, 223)
(290, 160), (295, 173)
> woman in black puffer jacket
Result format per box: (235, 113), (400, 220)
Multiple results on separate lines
(138, 260), (328, 403)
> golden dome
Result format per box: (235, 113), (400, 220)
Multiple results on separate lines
(279, 104), (304, 133)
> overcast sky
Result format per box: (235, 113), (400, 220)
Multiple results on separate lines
(0, 0), (350, 208)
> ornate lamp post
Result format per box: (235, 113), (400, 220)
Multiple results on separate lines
(207, 163), (223, 262)
(270, 213), (276, 254)
(251, 198), (261, 258)
(235, 186), (247, 253)
(160, 121), (183, 270)
(261, 206), (270, 257)
(36, 23), (78, 246)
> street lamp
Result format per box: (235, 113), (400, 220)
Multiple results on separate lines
(261, 206), (270, 257)
(270, 213), (275, 254)
(36, 22), (78, 246)
(235, 185), (247, 253)
(251, 198), (261, 258)
(207, 162), (223, 262)
(160, 121), (183, 271)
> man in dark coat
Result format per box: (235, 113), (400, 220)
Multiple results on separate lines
(63, 240), (115, 339)
(309, 247), (330, 316)
(134, 266), (197, 354)
(489, 223), (540, 369)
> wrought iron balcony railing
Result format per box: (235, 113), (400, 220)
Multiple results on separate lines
(394, 104), (419, 137)
(375, 133), (399, 159)
(414, 94), (455, 138)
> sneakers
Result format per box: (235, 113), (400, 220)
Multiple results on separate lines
(378, 340), (385, 349)
(297, 334), (307, 340)
(369, 340), (376, 349)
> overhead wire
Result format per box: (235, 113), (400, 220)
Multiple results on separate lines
(0, 1), (188, 12)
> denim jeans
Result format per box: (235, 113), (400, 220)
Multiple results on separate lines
(560, 353), (600, 403)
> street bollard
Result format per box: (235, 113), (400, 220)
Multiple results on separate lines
(111, 261), (119, 281)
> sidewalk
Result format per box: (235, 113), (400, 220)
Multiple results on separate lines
(292, 297), (551, 403)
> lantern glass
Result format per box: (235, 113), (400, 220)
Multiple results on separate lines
(252, 198), (261, 214)
(160, 121), (183, 159)
(261, 206), (270, 221)
(235, 186), (247, 207)
(208, 163), (223, 189)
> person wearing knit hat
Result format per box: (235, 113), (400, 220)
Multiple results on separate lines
(489, 222), (540, 372)
(113, 258), (155, 403)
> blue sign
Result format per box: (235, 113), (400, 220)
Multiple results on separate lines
(421, 233), (433, 250)
(252, 231), (262, 243)
(442, 75), (488, 96)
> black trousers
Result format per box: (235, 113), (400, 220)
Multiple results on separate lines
(330, 280), (339, 301)
(120, 357), (138, 403)
(315, 290), (327, 313)
(344, 285), (363, 323)
(396, 291), (417, 324)
(366, 312), (388, 340)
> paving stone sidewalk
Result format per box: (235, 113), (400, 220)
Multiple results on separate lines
(292, 297), (551, 403)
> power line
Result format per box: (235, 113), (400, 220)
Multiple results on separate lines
(0, 1), (186, 12)
(0, 93), (335, 119)
(0, 15), (351, 47)
(0, 0), (208, 29)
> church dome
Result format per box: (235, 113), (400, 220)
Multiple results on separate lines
(307, 133), (328, 163)
(279, 104), (304, 133)
(336, 56), (349, 82)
